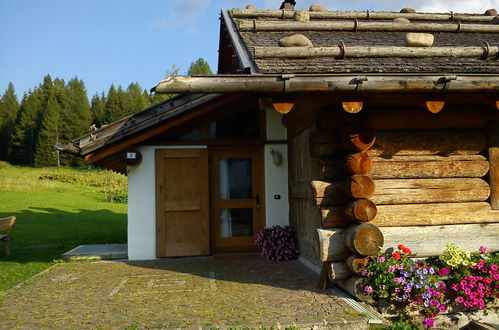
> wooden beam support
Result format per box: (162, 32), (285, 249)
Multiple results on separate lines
(424, 100), (445, 113)
(258, 96), (294, 114)
(342, 101), (363, 113)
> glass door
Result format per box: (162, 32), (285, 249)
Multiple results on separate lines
(211, 148), (264, 252)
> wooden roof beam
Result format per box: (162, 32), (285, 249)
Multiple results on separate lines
(237, 19), (499, 33)
(230, 8), (496, 22)
(253, 45), (499, 59)
(152, 74), (499, 94)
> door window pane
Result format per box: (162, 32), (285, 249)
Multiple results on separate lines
(219, 158), (252, 199)
(220, 208), (253, 238)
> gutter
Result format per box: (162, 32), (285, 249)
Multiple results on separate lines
(152, 74), (499, 94)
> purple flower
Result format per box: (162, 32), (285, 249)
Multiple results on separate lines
(376, 256), (386, 263)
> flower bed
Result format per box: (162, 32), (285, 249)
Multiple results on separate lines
(361, 244), (498, 329)
(255, 225), (299, 261)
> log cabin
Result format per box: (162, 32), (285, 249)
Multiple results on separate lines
(63, 4), (499, 287)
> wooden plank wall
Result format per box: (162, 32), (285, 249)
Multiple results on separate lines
(288, 125), (321, 266)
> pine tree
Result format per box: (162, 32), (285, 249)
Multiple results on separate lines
(187, 58), (213, 75)
(117, 85), (134, 117)
(90, 92), (106, 128)
(103, 85), (119, 124)
(34, 90), (61, 167)
(9, 89), (42, 165)
(0, 83), (19, 161)
(61, 77), (91, 166)
(127, 82), (150, 112)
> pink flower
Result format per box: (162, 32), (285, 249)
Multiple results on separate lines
(479, 246), (488, 254)
(422, 317), (436, 329)
(438, 268), (449, 276)
(490, 264), (498, 271)
(376, 256), (386, 263)
(439, 305), (447, 313)
(455, 296), (464, 303)
(363, 285), (374, 293)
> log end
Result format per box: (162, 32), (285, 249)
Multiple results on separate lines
(341, 122), (376, 152)
(345, 152), (373, 175)
(346, 223), (384, 256)
(344, 175), (376, 199)
(347, 199), (378, 223)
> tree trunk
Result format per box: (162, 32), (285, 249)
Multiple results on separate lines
(367, 130), (487, 156)
(345, 223), (384, 256)
(370, 155), (489, 179)
(372, 178), (490, 204)
(372, 202), (499, 226)
(345, 199), (377, 223)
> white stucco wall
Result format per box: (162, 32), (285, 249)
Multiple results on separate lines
(265, 109), (289, 227)
(127, 145), (207, 260)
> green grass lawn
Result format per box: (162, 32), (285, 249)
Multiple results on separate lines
(0, 161), (127, 293)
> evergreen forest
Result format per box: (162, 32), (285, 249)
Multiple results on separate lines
(0, 58), (212, 167)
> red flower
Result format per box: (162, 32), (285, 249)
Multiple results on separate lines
(398, 244), (406, 250)
(402, 247), (412, 255)
(392, 252), (401, 260)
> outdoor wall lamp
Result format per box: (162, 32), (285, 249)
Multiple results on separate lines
(269, 149), (283, 166)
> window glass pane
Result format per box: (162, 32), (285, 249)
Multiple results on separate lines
(220, 208), (253, 238)
(219, 157), (252, 199)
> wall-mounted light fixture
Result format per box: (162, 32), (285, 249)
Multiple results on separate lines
(269, 149), (283, 166)
(123, 148), (142, 166)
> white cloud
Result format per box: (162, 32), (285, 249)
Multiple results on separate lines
(152, 0), (212, 35)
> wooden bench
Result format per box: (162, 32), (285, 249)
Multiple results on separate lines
(0, 216), (16, 256)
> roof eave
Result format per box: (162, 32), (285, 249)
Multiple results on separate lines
(152, 73), (499, 94)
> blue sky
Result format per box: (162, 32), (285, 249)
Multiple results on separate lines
(0, 0), (496, 98)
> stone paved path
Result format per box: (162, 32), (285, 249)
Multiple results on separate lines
(0, 256), (367, 329)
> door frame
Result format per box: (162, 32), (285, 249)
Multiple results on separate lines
(209, 146), (265, 252)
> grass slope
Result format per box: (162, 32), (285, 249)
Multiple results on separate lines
(0, 162), (127, 292)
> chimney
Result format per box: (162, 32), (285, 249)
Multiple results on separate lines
(280, 0), (296, 10)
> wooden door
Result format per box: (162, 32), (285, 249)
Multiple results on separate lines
(211, 147), (265, 252)
(156, 149), (209, 257)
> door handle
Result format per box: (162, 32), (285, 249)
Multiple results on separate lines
(254, 194), (260, 209)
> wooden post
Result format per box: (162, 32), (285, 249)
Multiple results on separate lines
(488, 120), (499, 209)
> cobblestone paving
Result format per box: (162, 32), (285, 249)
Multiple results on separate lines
(0, 257), (367, 329)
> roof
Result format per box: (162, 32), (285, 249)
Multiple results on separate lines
(225, 7), (499, 74)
